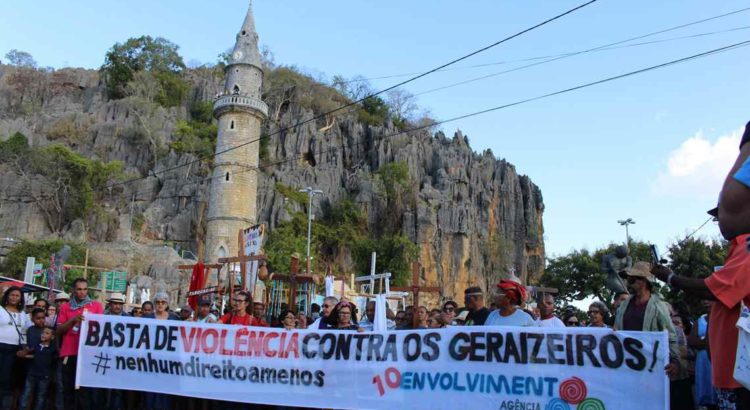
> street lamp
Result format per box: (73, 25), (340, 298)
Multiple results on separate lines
(617, 218), (635, 248)
(299, 187), (323, 275)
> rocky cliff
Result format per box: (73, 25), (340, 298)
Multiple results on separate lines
(0, 64), (544, 303)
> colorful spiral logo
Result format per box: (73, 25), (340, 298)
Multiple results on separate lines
(559, 377), (588, 404)
(545, 398), (571, 410)
(576, 398), (605, 410)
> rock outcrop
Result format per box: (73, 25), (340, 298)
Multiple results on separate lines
(0, 65), (544, 302)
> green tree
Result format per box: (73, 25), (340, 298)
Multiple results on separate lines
(352, 235), (418, 286)
(374, 161), (413, 235)
(0, 132), (31, 160)
(358, 95), (389, 126)
(5, 49), (37, 68)
(539, 241), (653, 305)
(663, 236), (728, 314)
(170, 119), (217, 158)
(375, 161), (410, 200)
(101, 36), (187, 105)
(1, 240), (86, 287)
(3, 140), (124, 234)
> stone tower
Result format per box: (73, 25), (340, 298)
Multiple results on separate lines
(204, 2), (268, 263)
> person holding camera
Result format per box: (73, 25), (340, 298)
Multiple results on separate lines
(652, 121), (750, 409)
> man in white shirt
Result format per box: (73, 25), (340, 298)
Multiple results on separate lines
(536, 293), (565, 328)
(359, 300), (396, 331)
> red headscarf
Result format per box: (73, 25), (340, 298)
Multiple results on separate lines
(496, 279), (527, 305)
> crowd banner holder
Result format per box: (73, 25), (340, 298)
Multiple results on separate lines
(391, 262), (441, 329)
(76, 314), (670, 409)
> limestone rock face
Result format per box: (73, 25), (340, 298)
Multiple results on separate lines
(0, 65), (544, 302)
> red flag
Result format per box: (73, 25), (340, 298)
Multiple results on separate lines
(188, 262), (206, 310)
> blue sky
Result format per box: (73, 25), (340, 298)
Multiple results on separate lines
(2, 0), (748, 258)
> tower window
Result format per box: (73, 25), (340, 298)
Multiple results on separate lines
(225, 172), (230, 181)
(230, 120), (235, 130)
(241, 30), (247, 36)
(233, 85), (240, 94)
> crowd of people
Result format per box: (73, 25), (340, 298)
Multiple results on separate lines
(0, 269), (724, 410)
(0, 123), (748, 410)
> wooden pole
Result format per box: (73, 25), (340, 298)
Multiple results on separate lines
(83, 249), (89, 279)
(238, 229), (246, 292)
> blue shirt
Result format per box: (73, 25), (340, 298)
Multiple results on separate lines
(484, 309), (537, 327)
(734, 156), (750, 188)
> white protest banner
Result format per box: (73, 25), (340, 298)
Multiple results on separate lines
(243, 224), (264, 293)
(77, 314), (668, 409)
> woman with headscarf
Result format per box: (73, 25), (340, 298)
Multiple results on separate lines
(0, 286), (31, 407)
(485, 280), (536, 327)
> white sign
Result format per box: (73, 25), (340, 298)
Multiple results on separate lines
(77, 314), (669, 409)
(243, 224), (264, 294)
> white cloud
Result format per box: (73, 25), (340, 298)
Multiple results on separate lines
(652, 128), (741, 198)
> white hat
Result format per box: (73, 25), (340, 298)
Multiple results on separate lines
(107, 292), (125, 303)
(55, 292), (70, 301)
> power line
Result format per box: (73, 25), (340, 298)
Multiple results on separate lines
(412, 25), (750, 98)
(13, 39), (748, 209)
(78, 38), (750, 205)
(334, 6), (750, 84)
(253, 40), (750, 174)
(91, 0), (597, 194)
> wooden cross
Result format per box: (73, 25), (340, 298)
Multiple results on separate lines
(269, 254), (315, 313)
(391, 262), (441, 328)
(218, 255), (266, 304)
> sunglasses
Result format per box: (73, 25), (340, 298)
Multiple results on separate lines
(443, 307), (455, 312)
(587, 310), (601, 315)
(232, 299), (247, 303)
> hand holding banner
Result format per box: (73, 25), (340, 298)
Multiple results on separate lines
(77, 314), (669, 409)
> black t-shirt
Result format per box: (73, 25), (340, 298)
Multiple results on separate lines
(622, 300), (647, 331)
(26, 326), (44, 349)
(466, 307), (490, 326)
(29, 343), (58, 379)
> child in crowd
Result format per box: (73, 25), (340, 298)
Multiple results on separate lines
(26, 308), (46, 348)
(18, 327), (57, 410)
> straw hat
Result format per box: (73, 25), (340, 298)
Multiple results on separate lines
(625, 261), (655, 282)
(107, 292), (125, 303)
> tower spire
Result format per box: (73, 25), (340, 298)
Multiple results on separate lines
(205, 1), (267, 264)
(230, 0), (263, 70)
